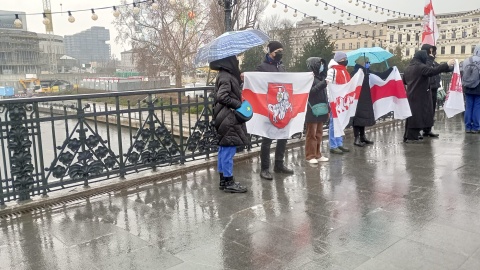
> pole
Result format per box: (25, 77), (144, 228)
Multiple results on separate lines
(223, 0), (235, 32)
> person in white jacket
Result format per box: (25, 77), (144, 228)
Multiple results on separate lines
(326, 52), (351, 154)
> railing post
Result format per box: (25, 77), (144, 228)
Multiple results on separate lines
(178, 91), (185, 164)
(34, 103), (47, 197)
(7, 103), (34, 201)
(116, 97), (125, 179)
(76, 99), (88, 187)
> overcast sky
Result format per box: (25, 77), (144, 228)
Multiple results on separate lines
(0, 0), (478, 57)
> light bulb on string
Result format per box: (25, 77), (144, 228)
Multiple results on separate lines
(362, 4), (366, 8)
(14, 14), (22, 28)
(284, 5), (288, 13)
(272, 0), (277, 8)
(324, 3), (328, 10)
(112, 6), (120, 18)
(347, 14), (351, 20)
(293, 10), (297, 17)
(375, 8), (379, 13)
(305, 0), (310, 2)
(354, 16), (358, 23)
(332, 8), (336, 14)
(68, 11), (75, 23)
(368, 5), (372, 11)
(91, 9), (98, 21)
(348, 0), (352, 3)
(133, 3), (141, 15)
(355, 0), (359, 6)
(315, 0), (319, 6)
(340, 11), (344, 17)
(42, 13), (50, 25)
(151, 0), (159, 10)
(381, 9), (384, 15)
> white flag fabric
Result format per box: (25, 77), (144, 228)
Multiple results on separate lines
(369, 67), (412, 120)
(242, 72), (314, 139)
(422, 0), (439, 46)
(444, 60), (465, 118)
(328, 70), (365, 137)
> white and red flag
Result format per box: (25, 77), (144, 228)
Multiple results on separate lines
(328, 70), (364, 137)
(422, 0), (439, 46)
(242, 72), (313, 139)
(369, 67), (412, 120)
(444, 60), (465, 118)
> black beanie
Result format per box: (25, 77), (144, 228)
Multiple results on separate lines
(267, 41), (283, 53)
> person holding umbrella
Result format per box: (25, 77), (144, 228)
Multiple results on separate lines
(210, 56), (248, 193)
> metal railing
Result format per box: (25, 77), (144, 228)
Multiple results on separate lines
(0, 86), (395, 204)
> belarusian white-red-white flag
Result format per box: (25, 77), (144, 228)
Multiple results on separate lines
(369, 67), (412, 120)
(242, 72), (313, 139)
(328, 69), (364, 137)
(422, 0), (439, 46)
(444, 60), (465, 118)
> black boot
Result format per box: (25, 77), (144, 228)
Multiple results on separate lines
(223, 176), (247, 193)
(360, 135), (374, 145)
(260, 169), (273, 180)
(219, 173), (225, 190)
(354, 136), (366, 147)
(274, 161), (294, 174)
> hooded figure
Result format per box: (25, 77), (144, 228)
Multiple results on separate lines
(210, 55), (248, 193)
(402, 50), (452, 142)
(461, 43), (480, 133)
(304, 57), (329, 164)
(420, 44), (442, 137)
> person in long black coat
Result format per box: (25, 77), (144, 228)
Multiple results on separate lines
(402, 50), (455, 142)
(420, 44), (442, 138)
(305, 57), (329, 164)
(210, 55), (248, 193)
(350, 56), (376, 147)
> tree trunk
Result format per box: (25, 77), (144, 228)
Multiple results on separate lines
(175, 65), (182, 88)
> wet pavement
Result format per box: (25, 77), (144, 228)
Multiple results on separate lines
(1, 113), (480, 270)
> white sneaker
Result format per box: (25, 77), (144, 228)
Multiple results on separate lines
(307, 159), (318, 164)
(317, 156), (329, 162)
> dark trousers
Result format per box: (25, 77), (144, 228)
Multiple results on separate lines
(353, 126), (365, 138)
(423, 88), (438, 133)
(261, 138), (287, 170)
(404, 118), (421, 140)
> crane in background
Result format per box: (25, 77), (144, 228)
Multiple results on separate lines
(42, 0), (57, 74)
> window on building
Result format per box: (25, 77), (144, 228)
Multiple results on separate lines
(415, 33), (420, 41)
(336, 33), (339, 39)
(462, 31), (467, 38)
(364, 41), (368, 47)
(398, 34), (403, 43)
(379, 30), (383, 36)
(474, 18), (480, 22)
(365, 31), (369, 36)
(473, 45), (477, 54)
(452, 31), (456, 38)
(473, 28), (478, 37)
(451, 19), (458, 23)
(441, 21), (448, 24)
(390, 35), (394, 42)
(372, 30), (376, 37)
(441, 46), (445, 54)
(406, 24), (412, 27)
(335, 43), (339, 50)
(451, 46), (455, 54)
(349, 43), (353, 49)
(406, 48), (410, 56)
(407, 34), (411, 42)
(415, 23), (421, 26)
(461, 45), (466, 54)
(342, 43), (345, 50)
(357, 42), (360, 49)
(462, 19), (469, 22)
(442, 34), (446, 39)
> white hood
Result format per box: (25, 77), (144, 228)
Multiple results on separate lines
(328, 59), (339, 68)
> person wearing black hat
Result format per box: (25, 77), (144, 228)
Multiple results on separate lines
(403, 50), (455, 143)
(420, 44), (442, 138)
(255, 41), (294, 180)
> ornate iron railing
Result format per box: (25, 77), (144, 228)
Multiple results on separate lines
(0, 86), (394, 204)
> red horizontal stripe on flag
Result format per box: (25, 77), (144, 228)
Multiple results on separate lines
(243, 88), (309, 118)
(370, 80), (406, 103)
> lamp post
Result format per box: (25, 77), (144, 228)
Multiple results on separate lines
(218, 0), (237, 32)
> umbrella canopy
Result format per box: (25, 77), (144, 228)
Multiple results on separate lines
(195, 29), (269, 66)
(346, 47), (394, 66)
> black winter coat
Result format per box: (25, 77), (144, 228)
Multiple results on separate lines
(350, 64), (376, 127)
(212, 70), (249, 146)
(256, 56), (286, 72)
(403, 58), (450, 129)
(305, 73), (329, 123)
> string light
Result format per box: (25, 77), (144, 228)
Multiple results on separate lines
(68, 11), (75, 23)
(151, 0), (159, 10)
(293, 9), (298, 17)
(13, 14), (22, 28)
(284, 4), (288, 12)
(133, 3), (141, 14)
(112, 6), (120, 18)
(91, 9), (98, 21)
(324, 3), (328, 10)
(272, 0), (277, 8)
(332, 7), (336, 14)
(42, 13), (50, 25)
(315, 0), (319, 7)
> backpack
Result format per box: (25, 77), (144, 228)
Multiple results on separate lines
(462, 56), (480, 88)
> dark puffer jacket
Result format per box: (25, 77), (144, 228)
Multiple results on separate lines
(212, 70), (249, 146)
(305, 57), (329, 123)
(256, 55), (286, 72)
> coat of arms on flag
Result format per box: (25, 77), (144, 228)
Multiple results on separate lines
(444, 59), (465, 118)
(242, 72), (313, 139)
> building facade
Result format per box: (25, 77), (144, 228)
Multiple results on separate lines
(120, 50), (137, 72)
(64, 27), (111, 65)
(0, 29), (41, 75)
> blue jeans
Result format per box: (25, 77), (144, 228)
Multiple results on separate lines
(465, 94), (480, 131)
(217, 146), (237, 177)
(329, 116), (343, 149)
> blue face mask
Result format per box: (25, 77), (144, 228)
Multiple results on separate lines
(365, 62), (371, 69)
(319, 64), (324, 73)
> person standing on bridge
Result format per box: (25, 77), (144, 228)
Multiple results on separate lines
(210, 55), (248, 193)
(256, 41), (294, 180)
(420, 44), (442, 138)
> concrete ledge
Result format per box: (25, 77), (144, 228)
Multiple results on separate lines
(0, 118), (401, 217)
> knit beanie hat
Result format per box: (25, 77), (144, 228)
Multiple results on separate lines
(334, 51), (348, 62)
(267, 41), (283, 53)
